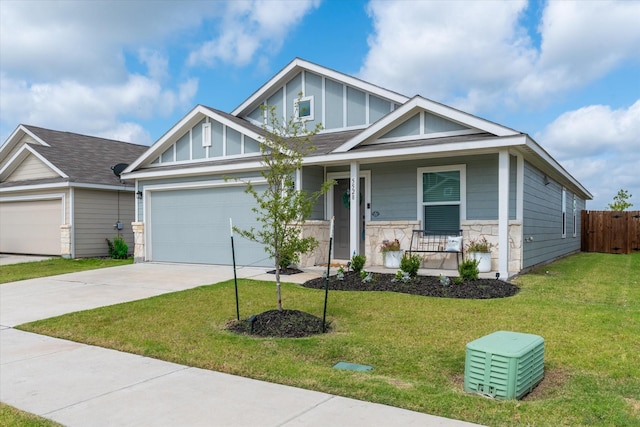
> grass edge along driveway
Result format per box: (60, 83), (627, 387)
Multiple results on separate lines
(14, 253), (640, 426)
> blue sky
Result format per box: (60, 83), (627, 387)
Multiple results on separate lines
(1, 0), (639, 210)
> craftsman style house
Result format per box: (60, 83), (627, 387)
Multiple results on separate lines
(122, 58), (591, 277)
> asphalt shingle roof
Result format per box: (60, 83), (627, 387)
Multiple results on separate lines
(2, 125), (148, 188)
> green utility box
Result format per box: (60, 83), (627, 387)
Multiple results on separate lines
(464, 331), (544, 400)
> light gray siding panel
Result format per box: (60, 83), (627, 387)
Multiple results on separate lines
(175, 132), (190, 161)
(302, 165), (325, 220)
(369, 95), (391, 123)
(192, 119), (206, 159)
(346, 86), (366, 127)
(244, 136), (260, 154)
(211, 121), (224, 157)
(267, 88), (284, 122)
(248, 106), (264, 124)
(522, 161), (582, 268)
(160, 146), (173, 163)
(466, 155), (498, 220)
(74, 189), (135, 257)
(304, 72), (322, 129)
(286, 73), (302, 119)
(226, 127), (241, 155)
(325, 79), (343, 129)
(381, 113), (420, 138)
(425, 112), (468, 133)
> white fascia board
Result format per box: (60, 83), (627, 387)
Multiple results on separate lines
(0, 192), (66, 203)
(122, 159), (265, 181)
(306, 134), (528, 166)
(231, 58), (409, 117)
(69, 182), (135, 192)
(524, 136), (593, 199)
(124, 105), (264, 174)
(124, 105), (206, 173)
(0, 182), (69, 193)
(0, 144), (67, 180)
(0, 125), (50, 157)
(334, 96), (519, 153)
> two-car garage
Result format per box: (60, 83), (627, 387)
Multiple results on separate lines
(146, 182), (270, 266)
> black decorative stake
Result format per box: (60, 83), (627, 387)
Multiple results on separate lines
(322, 217), (334, 333)
(230, 218), (240, 321)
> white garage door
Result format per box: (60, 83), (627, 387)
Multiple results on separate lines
(0, 199), (62, 255)
(149, 185), (270, 266)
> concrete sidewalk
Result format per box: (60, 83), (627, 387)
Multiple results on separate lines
(1, 262), (483, 426)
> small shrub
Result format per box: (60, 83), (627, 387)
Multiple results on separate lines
(360, 270), (374, 283)
(400, 254), (422, 277)
(392, 270), (411, 283)
(351, 254), (366, 272)
(106, 236), (129, 259)
(458, 258), (479, 281)
(336, 266), (345, 280)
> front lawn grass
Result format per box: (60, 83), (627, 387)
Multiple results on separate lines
(0, 403), (62, 427)
(19, 252), (640, 426)
(0, 257), (133, 284)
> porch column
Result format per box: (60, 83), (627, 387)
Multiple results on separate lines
(498, 149), (510, 279)
(350, 161), (360, 257)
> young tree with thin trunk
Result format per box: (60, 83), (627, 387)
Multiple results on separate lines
(608, 189), (633, 211)
(232, 102), (334, 311)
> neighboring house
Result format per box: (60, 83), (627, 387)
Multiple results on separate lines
(122, 58), (591, 277)
(0, 125), (148, 258)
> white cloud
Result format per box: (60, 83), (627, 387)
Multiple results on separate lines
(188, 0), (321, 67)
(536, 100), (640, 210)
(0, 72), (198, 145)
(0, 1), (206, 144)
(359, 0), (640, 113)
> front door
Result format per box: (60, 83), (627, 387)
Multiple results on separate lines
(332, 178), (365, 259)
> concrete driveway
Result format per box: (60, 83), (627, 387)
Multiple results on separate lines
(0, 262), (319, 327)
(1, 261), (482, 427)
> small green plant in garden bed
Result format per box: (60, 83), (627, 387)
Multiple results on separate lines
(350, 253), (366, 272)
(458, 258), (479, 281)
(400, 253), (422, 277)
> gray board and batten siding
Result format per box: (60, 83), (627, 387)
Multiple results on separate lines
(326, 154), (518, 223)
(246, 70), (397, 132)
(522, 161), (583, 268)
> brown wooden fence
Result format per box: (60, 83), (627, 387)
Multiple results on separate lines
(581, 210), (640, 254)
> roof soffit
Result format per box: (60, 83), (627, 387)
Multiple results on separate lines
(333, 96), (521, 153)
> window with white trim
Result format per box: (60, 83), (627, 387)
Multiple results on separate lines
(294, 96), (314, 121)
(418, 165), (466, 232)
(561, 187), (567, 238)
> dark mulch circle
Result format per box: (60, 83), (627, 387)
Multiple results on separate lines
(227, 309), (329, 338)
(302, 271), (519, 299)
(226, 271), (519, 338)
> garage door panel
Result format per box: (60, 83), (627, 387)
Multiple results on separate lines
(150, 186), (270, 266)
(0, 199), (61, 255)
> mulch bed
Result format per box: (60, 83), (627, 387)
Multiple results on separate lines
(226, 272), (519, 338)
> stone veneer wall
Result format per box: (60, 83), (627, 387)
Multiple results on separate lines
(365, 221), (420, 266)
(298, 220), (330, 267)
(131, 222), (145, 263)
(461, 220), (522, 273)
(60, 224), (71, 258)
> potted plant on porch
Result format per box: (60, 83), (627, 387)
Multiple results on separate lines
(380, 238), (403, 269)
(466, 237), (493, 273)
